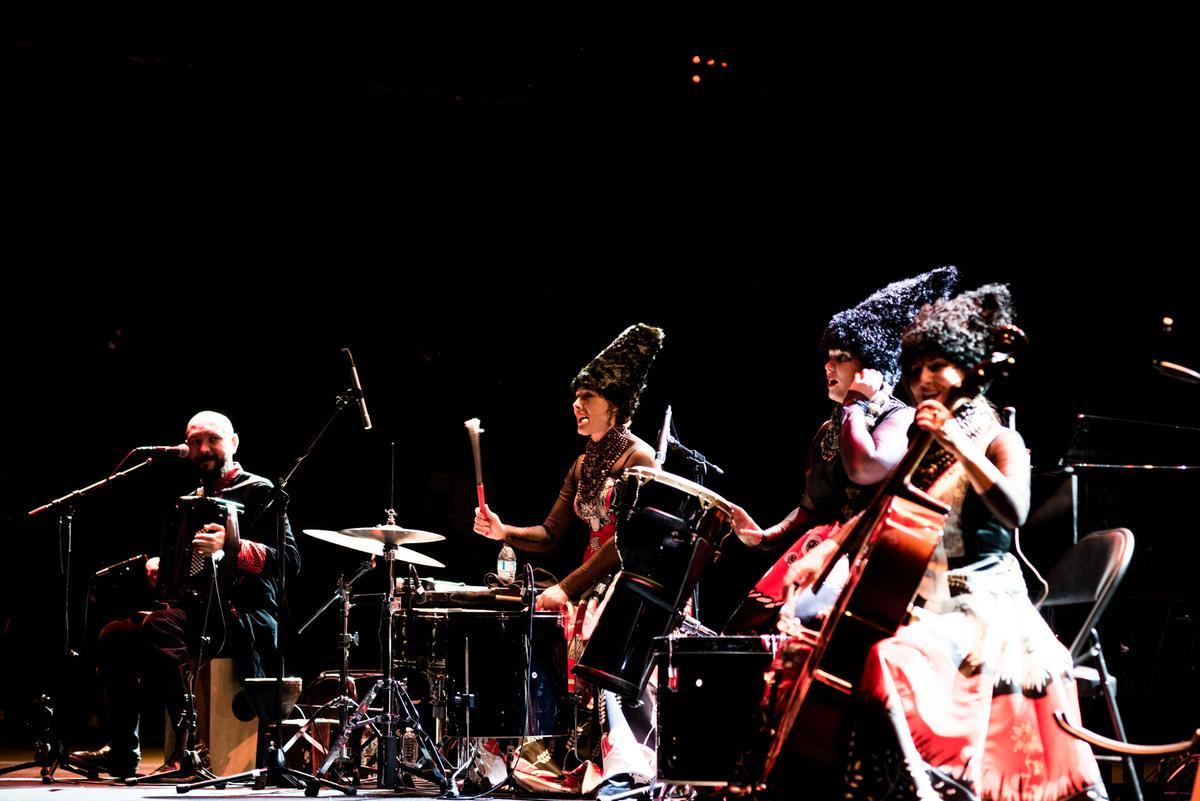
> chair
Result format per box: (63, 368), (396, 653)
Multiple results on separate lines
(1040, 528), (1142, 801)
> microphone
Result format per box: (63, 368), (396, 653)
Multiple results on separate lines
(342, 347), (373, 430)
(94, 553), (148, 577)
(134, 444), (189, 459)
(668, 437), (726, 475)
(655, 405), (672, 467)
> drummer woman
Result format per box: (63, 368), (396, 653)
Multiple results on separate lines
(726, 267), (957, 631)
(473, 322), (665, 611)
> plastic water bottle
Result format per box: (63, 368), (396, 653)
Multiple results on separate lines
(497, 542), (517, 585)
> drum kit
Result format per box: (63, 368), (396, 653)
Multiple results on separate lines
(288, 466), (793, 795)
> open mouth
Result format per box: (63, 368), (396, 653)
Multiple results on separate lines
(578, 416), (590, 425)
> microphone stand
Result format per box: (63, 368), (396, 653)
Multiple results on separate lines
(1, 457), (160, 782)
(178, 386), (363, 796)
(667, 434), (725, 485)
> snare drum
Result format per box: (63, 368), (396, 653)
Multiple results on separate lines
(655, 634), (782, 787)
(611, 466), (735, 589)
(405, 608), (568, 739)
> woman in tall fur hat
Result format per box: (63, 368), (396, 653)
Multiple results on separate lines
(793, 284), (1107, 800)
(473, 321), (664, 611)
(724, 266), (958, 632)
(472, 323), (665, 796)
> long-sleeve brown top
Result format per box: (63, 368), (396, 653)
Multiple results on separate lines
(503, 435), (656, 598)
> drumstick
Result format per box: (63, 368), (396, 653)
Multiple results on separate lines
(464, 418), (486, 511)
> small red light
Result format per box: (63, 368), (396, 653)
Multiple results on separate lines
(691, 74), (701, 84)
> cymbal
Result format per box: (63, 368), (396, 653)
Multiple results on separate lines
(338, 524), (446, 546)
(302, 529), (446, 568)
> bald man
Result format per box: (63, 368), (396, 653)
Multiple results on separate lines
(73, 411), (300, 779)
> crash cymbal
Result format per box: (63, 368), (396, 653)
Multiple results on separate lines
(302, 529), (446, 568)
(337, 524), (445, 546)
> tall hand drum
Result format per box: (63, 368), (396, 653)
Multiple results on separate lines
(573, 467), (734, 697)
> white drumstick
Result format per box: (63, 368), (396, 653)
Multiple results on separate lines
(464, 418), (486, 509)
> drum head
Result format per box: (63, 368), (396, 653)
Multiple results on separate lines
(621, 466), (733, 515)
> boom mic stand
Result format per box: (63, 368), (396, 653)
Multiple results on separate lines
(1, 457), (161, 783)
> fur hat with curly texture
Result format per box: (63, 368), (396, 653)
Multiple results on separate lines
(820, 266), (959, 386)
(901, 283), (1016, 373)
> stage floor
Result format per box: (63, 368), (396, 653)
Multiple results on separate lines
(1, 748), (546, 799)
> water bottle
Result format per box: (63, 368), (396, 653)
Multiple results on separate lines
(497, 542), (517, 585)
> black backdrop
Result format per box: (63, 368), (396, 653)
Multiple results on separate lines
(5, 4), (1197, 749)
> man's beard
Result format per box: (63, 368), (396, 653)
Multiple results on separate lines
(194, 456), (225, 477)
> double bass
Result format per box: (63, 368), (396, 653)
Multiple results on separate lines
(764, 325), (1025, 772)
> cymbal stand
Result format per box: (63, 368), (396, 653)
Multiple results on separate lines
(312, 545), (455, 796)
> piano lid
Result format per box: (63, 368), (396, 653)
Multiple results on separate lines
(1062, 414), (1200, 471)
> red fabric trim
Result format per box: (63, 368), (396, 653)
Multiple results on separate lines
(215, 463), (244, 493)
(237, 540), (267, 574)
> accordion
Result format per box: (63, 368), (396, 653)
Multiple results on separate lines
(157, 494), (243, 607)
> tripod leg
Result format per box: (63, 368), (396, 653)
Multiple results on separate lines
(178, 768), (262, 792)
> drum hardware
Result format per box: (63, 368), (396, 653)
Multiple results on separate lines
(314, 537), (456, 796)
(294, 556), (376, 784)
(676, 614), (717, 637)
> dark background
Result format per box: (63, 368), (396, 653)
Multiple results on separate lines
(5, 2), (1197, 755)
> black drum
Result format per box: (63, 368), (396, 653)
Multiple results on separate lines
(611, 466), (735, 591)
(575, 467), (735, 697)
(572, 572), (679, 697)
(655, 635), (780, 787)
(407, 608), (568, 739)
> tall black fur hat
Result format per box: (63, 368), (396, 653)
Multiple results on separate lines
(572, 323), (665, 423)
(820, 266), (959, 386)
(901, 283), (1015, 371)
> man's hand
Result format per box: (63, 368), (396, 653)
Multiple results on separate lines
(192, 523), (227, 555)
